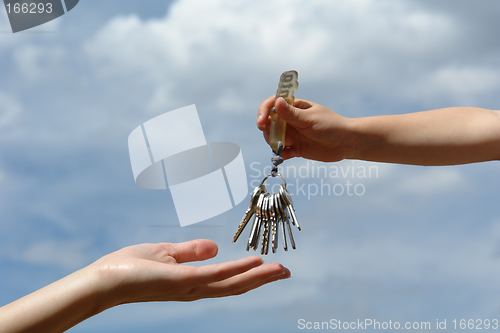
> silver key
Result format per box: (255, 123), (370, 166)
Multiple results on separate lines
(277, 191), (295, 250)
(233, 184), (266, 243)
(270, 193), (279, 253)
(279, 184), (301, 231)
(253, 194), (269, 251)
(260, 195), (271, 255)
(277, 189), (296, 250)
(274, 193), (287, 251)
(266, 195), (277, 254)
(247, 192), (266, 250)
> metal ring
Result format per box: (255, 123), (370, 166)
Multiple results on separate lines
(260, 173), (287, 188)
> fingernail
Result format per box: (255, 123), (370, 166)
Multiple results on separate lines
(274, 265), (290, 278)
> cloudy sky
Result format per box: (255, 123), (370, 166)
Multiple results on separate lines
(1, 0), (500, 332)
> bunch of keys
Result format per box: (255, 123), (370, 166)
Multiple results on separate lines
(233, 174), (301, 254)
(233, 70), (301, 254)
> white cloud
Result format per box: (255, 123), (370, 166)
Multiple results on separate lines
(429, 67), (500, 104)
(83, 0), (457, 113)
(13, 44), (67, 83)
(397, 167), (469, 195)
(10, 239), (91, 270)
(434, 67), (500, 94)
(213, 88), (247, 113)
(146, 83), (180, 112)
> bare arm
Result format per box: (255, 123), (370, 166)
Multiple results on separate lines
(257, 96), (500, 165)
(351, 107), (500, 165)
(0, 239), (290, 333)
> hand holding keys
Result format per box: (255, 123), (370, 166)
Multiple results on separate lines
(233, 70), (301, 254)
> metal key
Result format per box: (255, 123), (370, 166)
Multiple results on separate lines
(279, 184), (301, 231)
(270, 193), (279, 253)
(260, 195), (271, 255)
(254, 193), (270, 251)
(274, 193), (288, 251)
(233, 184), (266, 243)
(246, 192), (265, 250)
(266, 194), (277, 254)
(277, 190), (296, 250)
(277, 189), (296, 250)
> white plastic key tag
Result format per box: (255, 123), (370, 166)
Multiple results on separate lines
(269, 70), (299, 152)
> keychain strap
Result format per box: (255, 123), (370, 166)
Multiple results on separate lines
(271, 141), (284, 177)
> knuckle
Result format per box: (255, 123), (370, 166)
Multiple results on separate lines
(211, 266), (228, 282)
(286, 105), (300, 122)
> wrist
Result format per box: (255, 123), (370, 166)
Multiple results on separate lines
(87, 260), (129, 311)
(341, 117), (365, 160)
(63, 265), (113, 321)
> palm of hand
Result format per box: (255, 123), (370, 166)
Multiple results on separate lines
(91, 239), (290, 307)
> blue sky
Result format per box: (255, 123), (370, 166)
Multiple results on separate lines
(1, 1), (500, 332)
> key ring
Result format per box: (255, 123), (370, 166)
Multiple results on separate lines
(260, 173), (287, 188)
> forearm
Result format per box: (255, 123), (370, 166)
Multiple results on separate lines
(347, 107), (500, 165)
(0, 266), (108, 333)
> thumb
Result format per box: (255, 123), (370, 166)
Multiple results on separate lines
(274, 97), (306, 127)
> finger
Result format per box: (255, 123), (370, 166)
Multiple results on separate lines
(195, 262), (291, 298)
(293, 98), (314, 109)
(275, 97), (311, 129)
(193, 255), (265, 285)
(166, 239), (218, 264)
(263, 131), (270, 144)
(280, 147), (297, 160)
(284, 131), (294, 147)
(257, 95), (275, 131)
(263, 127), (293, 147)
(219, 265), (291, 297)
